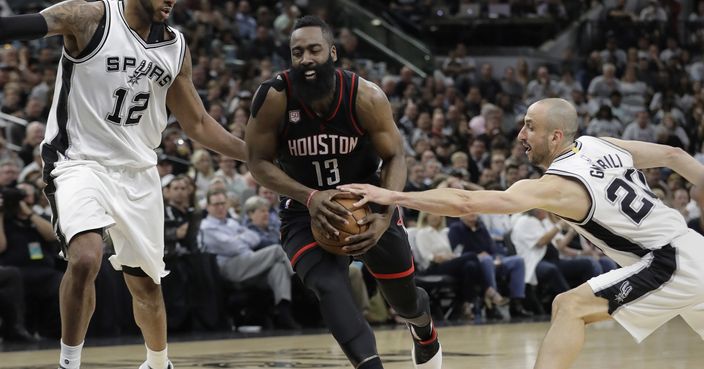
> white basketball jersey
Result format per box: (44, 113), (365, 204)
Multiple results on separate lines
(546, 136), (688, 267)
(42, 0), (185, 169)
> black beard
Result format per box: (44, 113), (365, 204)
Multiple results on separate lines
(290, 56), (336, 106)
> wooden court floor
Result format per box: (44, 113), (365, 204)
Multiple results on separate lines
(0, 317), (701, 369)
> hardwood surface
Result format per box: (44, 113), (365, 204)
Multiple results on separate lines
(0, 318), (701, 368)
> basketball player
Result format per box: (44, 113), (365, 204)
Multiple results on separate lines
(0, 1), (247, 369)
(245, 16), (441, 369)
(340, 98), (704, 369)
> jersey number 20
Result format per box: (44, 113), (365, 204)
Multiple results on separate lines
(106, 88), (151, 126)
(606, 177), (654, 224)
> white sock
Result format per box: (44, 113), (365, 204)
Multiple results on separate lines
(146, 345), (169, 369)
(59, 340), (84, 369)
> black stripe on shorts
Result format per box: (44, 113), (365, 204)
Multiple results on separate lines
(595, 245), (676, 314)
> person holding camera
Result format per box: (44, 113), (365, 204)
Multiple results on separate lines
(0, 182), (62, 339)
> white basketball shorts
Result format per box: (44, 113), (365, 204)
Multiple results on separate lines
(588, 229), (704, 343)
(48, 160), (167, 284)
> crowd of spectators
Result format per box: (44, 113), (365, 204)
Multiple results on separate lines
(2, 0), (704, 340)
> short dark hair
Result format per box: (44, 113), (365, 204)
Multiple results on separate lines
(292, 15), (334, 46)
(206, 188), (228, 205)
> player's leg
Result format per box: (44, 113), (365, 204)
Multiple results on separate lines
(536, 245), (683, 369)
(282, 217), (382, 368)
(46, 164), (115, 369)
(123, 270), (169, 369)
(107, 167), (171, 369)
(361, 209), (441, 368)
(59, 231), (104, 367)
(534, 283), (610, 369)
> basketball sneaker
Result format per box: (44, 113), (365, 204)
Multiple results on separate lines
(138, 361), (173, 369)
(409, 322), (442, 369)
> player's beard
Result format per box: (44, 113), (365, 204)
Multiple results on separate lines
(138, 0), (158, 21)
(290, 54), (336, 107)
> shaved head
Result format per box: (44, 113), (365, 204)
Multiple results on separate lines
(519, 98), (579, 168)
(532, 98), (578, 142)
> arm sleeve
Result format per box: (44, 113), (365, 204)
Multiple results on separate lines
(0, 14), (48, 42)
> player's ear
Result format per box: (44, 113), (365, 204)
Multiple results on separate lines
(330, 45), (338, 63)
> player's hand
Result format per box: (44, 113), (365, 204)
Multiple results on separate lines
(341, 212), (391, 256)
(308, 190), (353, 239)
(336, 184), (396, 208)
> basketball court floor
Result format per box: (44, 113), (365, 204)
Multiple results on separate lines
(0, 318), (700, 368)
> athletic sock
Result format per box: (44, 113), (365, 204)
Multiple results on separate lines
(146, 345), (168, 369)
(59, 340), (84, 369)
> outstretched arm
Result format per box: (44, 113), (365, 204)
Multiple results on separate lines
(167, 46), (247, 162)
(602, 137), (704, 187)
(0, 1), (103, 54)
(339, 175), (589, 219)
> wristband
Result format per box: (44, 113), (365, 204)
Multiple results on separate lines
(305, 190), (319, 208)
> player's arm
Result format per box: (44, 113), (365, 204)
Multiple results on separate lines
(602, 137), (704, 187)
(245, 86), (309, 203)
(340, 175), (579, 217)
(167, 46), (247, 162)
(1, 0), (103, 53)
(355, 78), (406, 216)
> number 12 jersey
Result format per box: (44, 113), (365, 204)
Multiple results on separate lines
(43, 0), (185, 170)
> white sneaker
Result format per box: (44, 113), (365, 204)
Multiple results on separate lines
(138, 361), (173, 369)
(412, 344), (442, 369)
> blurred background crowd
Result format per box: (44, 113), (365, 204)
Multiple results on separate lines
(2, 0), (704, 344)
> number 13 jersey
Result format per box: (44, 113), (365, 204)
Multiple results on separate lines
(546, 136), (688, 267)
(42, 0), (185, 170)
(275, 69), (380, 193)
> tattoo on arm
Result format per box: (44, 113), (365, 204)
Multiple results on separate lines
(41, 0), (102, 38)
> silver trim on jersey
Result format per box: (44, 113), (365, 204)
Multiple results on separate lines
(596, 137), (632, 157)
(117, 1), (179, 49)
(62, 0), (111, 64)
(176, 33), (186, 77)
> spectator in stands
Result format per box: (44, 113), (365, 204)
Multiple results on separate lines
(413, 211), (482, 318)
(588, 63), (621, 110)
(243, 196), (280, 251)
(586, 105), (623, 138)
(200, 189), (299, 329)
(0, 265), (37, 342)
(656, 112), (689, 150)
(449, 213), (531, 318)
(545, 213), (616, 276)
(214, 155), (248, 200)
(600, 35), (627, 71)
(526, 66), (560, 105)
(640, 0), (668, 22)
(511, 210), (592, 314)
(235, 0), (257, 41)
(0, 182), (61, 338)
(337, 28), (360, 61)
(619, 65), (648, 112)
(160, 127), (191, 176)
(188, 149), (216, 202)
(163, 175), (201, 256)
(18, 121), (44, 167)
(477, 64), (503, 104)
(0, 159), (19, 188)
(622, 109), (657, 142)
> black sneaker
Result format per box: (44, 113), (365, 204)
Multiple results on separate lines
(409, 323), (442, 369)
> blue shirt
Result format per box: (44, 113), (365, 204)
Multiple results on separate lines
(447, 219), (496, 256)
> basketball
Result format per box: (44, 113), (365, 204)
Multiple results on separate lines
(311, 195), (371, 255)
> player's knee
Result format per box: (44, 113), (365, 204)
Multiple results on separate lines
(67, 247), (102, 280)
(552, 291), (582, 319)
(305, 271), (339, 299)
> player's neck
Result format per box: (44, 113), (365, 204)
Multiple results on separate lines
(124, 0), (155, 40)
(548, 143), (575, 165)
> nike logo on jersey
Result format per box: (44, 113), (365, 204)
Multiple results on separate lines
(106, 56), (172, 87)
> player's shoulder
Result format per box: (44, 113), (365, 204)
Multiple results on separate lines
(251, 73), (288, 119)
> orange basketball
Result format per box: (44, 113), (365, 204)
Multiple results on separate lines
(311, 195), (371, 255)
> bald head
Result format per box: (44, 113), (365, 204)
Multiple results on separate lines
(531, 98), (578, 142)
